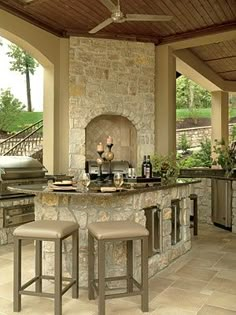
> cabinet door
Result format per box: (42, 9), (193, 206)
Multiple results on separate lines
(212, 179), (232, 228)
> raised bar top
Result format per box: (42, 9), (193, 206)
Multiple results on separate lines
(8, 178), (199, 197)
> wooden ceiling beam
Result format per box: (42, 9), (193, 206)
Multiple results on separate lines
(66, 29), (161, 44)
(162, 22), (236, 49)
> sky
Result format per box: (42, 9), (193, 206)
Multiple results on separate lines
(0, 37), (43, 112)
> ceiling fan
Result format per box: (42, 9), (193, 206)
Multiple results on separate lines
(89, 0), (173, 34)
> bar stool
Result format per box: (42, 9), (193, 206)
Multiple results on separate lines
(13, 220), (79, 315)
(88, 220), (149, 315)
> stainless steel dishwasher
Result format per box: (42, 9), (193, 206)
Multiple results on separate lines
(212, 179), (232, 230)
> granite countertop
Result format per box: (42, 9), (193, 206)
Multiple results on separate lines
(180, 168), (236, 181)
(7, 178), (200, 197)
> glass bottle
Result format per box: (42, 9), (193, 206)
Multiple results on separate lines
(142, 155), (147, 178)
(146, 155), (152, 178)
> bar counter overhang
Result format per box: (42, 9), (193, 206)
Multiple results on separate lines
(8, 180), (198, 287)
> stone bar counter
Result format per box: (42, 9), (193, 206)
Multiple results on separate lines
(9, 180), (197, 287)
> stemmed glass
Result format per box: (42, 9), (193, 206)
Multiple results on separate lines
(81, 172), (90, 192)
(113, 172), (124, 190)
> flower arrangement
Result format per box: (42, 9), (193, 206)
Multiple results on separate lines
(212, 139), (236, 177)
(152, 153), (180, 184)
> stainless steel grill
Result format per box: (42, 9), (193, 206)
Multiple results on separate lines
(0, 156), (47, 197)
(0, 156), (47, 232)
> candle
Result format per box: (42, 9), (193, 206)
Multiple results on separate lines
(97, 142), (104, 152)
(107, 136), (113, 145)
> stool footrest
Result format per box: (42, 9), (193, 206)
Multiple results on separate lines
(92, 275), (141, 298)
(20, 290), (54, 298)
(62, 280), (76, 295)
(20, 275), (76, 297)
(105, 290), (142, 300)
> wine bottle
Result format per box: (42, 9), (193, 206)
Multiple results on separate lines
(141, 155), (147, 178)
(146, 155), (152, 178)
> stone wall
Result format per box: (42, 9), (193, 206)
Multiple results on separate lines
(176, 123), (236, 148)
(69, 37), (155, 175)
(190, 179), (212, 224)
(34, 184), (191, 287)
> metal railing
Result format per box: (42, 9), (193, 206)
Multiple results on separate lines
(0, 120), (43, 157)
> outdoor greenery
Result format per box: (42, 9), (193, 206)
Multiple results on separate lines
(7, 44), (39, 112)
(152, 153), (180, 184)
(177, 134), (191, 154)
(0, 89), (25, 132)
(178, 138), (212, 168)
(212, 140), (236, 176)
(7, 111), (43, 133)
(176, 76), (211, 109)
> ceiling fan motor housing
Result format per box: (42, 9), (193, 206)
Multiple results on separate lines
(111, 10), (125, 23)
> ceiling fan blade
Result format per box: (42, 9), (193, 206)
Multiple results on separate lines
(89, 18), (113, 34)
(126, 14), (173, 22)
(100, 0), (117, 12)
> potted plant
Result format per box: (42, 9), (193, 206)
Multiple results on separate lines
(152, 153), (180, 184)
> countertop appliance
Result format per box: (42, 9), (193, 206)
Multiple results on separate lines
(212, 178), (232, 230)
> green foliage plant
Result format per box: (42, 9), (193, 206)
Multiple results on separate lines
(152, 153), (180, 184)
(179, 138), (212, 168)
(0, 89), (25, 132)
(178, 134), (190, 154)
(230, 125), (236, 142)
(212, 139), (236, 177)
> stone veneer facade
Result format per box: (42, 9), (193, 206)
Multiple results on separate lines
(69, 37), (155, 175)
(34, 184), (191, 287)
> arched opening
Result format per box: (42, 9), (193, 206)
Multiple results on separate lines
(0, 10), (70, 174)
(86, 115), (137, 167)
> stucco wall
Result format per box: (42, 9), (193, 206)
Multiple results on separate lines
(69, 37), (155, 175)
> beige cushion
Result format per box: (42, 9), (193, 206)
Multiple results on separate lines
(13, 220), (79, 239)
(88, 221), (149, 240)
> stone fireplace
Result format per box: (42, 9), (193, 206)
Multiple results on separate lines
(69, 37), (155, 175)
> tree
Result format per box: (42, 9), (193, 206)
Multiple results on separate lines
(0, 89), (25, 132)
(176, 76), (211, 109)
(7, 44), (38, 112)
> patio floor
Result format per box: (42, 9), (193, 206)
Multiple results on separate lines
(1, 224), (236, 315)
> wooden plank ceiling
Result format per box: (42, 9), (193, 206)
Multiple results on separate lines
(0, 0), (235, 81)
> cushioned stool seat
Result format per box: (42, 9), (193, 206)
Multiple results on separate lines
(88, 220), (149, 315)
(13, 220), (79, 315)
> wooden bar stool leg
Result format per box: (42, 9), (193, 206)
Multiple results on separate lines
(98, 240), (105, 315)
(141, 237), (149, 312)
(35, 240), (42, 293)
(13, 238), (22, 312)
(88, 232), (95, 300)
(72, 230), (79, 299)
(127, 240), (133, 293)
(55, 239), (62, 315)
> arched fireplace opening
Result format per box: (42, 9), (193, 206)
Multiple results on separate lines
(85, 115), (137, 167)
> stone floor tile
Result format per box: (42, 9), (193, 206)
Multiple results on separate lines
(198, 305), (236, 315)
(206, 276), (236, 295)
(152, 304), (197, 315)
(207, 291), (236, 311)
(182, 257), (216, 269)
(150, 287), (208, 313)
(174, 265), (217, 282)
(171, 278), (208, 293)
(213, 256), (236, 271)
